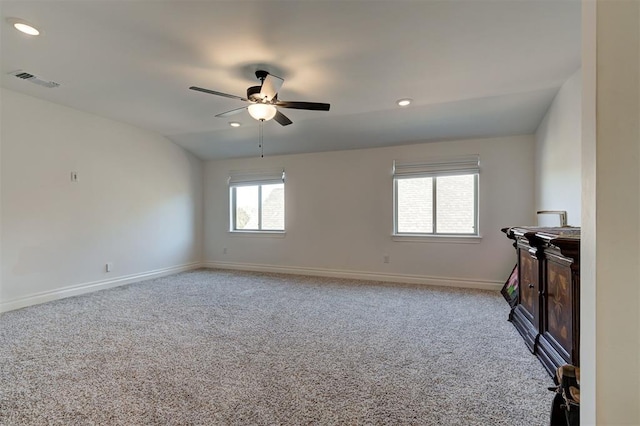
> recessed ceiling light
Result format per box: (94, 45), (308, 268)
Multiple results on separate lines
(397, 98), (412, 107)
(7, 18), (40, 36)
(229, 122), (241, 128)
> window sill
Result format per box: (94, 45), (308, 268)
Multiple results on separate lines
(228, 231), (286, 238)
(392, 234), (482, 244)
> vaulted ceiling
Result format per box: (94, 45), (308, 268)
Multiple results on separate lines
(1, 1), (581, 160)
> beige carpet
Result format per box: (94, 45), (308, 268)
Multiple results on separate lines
(0, 269), (552, 425)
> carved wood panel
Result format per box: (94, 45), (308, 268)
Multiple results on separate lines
(545, 259), (573, 355)
(518, 249), (538, 323)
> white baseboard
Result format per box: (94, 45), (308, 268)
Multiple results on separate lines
(1, 262), (502, 313)
(202, 261), (502, 291)
(0, 262), (202, 313)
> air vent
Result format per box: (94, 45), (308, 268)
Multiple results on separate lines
(8, 70), (59, 88)
(14, 72), (34, 79)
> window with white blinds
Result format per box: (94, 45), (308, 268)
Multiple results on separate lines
(229, 169), (285, 232)
(393, 156), (479, 236)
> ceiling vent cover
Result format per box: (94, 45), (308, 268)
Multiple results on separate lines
(9, 70), (60, 88)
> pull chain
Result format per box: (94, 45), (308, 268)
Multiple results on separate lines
(259, 119), (264, 158)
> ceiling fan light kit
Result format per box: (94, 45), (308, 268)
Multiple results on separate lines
(248, 103), (277, 121)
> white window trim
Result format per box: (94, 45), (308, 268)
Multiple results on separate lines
(391, 234), (482, 243)
(227, 230), (286, 238)
(393, 156), (480, 239)
(228, 168), (285, 233)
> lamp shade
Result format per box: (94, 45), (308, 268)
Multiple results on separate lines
(248, 103), (277, 121)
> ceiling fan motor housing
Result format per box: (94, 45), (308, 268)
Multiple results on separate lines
(247, 85), (263, 102)
(247, 85), (277, 103)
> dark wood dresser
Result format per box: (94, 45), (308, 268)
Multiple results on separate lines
(502, 226), (580, 376)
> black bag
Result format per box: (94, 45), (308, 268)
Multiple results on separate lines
(549, 365), (579, 426)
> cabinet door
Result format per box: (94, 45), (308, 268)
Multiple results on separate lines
(543, 254), (574, 361)
(518, 247), (539, 330)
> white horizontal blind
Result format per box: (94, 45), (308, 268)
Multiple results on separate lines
(393, 155), (480, 178)
(228, 168), (285, 186)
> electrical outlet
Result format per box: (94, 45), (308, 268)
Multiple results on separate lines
(383, 255), (390, 264)
(106, 263), (113, 273)
(70, 171), (78, 182)
(223, 247), (228, 254)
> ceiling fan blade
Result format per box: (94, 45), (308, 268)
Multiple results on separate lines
(189, 86), (248, 102)
(275, 101), (330, 111)
(260, 74), (284, 101)
(273, 110), (293, 126)
(215, 106), (247, 118)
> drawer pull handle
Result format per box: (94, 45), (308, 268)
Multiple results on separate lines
(528, 283), (534, 289)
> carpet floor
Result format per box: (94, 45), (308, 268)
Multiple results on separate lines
(0, 269), (552, 425)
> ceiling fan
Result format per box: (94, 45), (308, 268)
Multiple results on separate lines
(189, 70), (330, 126)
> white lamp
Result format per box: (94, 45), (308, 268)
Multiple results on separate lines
(248, 103), (277, 121)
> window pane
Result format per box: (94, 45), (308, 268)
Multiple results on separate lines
(235, 186), (259, 230)
(261, 183), (285, 230)
(397, 177), (433, 233)
(435, 175), (475, 234)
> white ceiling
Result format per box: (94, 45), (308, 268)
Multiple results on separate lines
(0, 0), (581, 160)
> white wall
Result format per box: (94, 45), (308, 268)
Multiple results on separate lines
(580, 0), (597, 421)
(0, 90), (3, 304)
(204, 135), (535, 289)
(581, 0), (640, 424)
(0, 89), (204, 311)
(535, 69), (582, 226)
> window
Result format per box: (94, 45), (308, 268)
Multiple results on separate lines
(393, 155), (479, 236)
(229, 169), (285, 232)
